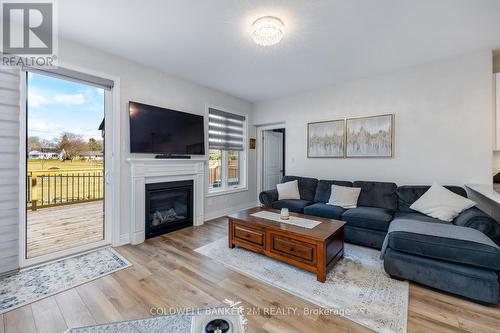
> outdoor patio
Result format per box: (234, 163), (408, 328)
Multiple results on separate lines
(27, 200), (104, 258)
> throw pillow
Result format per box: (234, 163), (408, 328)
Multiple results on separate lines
(277, 180), (301, 200)
(327, 185), (361, 209)
(410, 183), (476, 222)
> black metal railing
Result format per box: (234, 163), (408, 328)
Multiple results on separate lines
(27, 170), (104, 210)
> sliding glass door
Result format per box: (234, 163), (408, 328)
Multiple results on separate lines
(24, 71), (108, 261)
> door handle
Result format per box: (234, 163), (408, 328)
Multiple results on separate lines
(105, 171), (112, 184)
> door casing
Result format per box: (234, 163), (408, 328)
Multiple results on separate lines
(256, 122), (286, 202)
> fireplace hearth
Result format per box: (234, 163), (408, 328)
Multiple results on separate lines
(145, 180), (193, 239)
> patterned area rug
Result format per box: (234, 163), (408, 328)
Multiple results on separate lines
(65, 307), (246, 333)
(196, 238), (409, 333)
(0, 247), (131, 314)
(66, 314), (193, 333)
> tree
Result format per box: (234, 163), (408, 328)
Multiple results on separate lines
(27, 136), (57, 151)
(27, 136), (42, 152)
(88, 138), (103, 152)
(57, 132), (89, 159)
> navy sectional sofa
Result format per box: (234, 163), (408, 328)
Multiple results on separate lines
(259, 175), (500, 304)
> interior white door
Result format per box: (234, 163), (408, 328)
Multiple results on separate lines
(262, 130), (283, 191)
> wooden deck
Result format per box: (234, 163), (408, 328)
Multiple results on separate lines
(27, 201), (104, 258)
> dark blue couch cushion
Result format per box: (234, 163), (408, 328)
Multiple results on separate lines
(454, 207), (500, 246)
(342, 207), (394, 232)
(353, 181), (397, 211)
(272, 199), (313, 213)
(313, 180), (353, 203)
(281, 176), (318, 202)
(394, 211), (448, 224)
(303, 203), (346, 219)
(259, 189), (278, 208)
(384, 248), (500, 304)
(345, 225), (386, 249)
(387, 230), (500, 270)
(396, 185), (467, 213)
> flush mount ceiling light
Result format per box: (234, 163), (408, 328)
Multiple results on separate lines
(251, 16), (284, 46)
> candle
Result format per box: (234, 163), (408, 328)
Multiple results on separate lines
(280, 208), (290, 220)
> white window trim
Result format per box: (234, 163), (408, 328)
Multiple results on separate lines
(205, 105), (248, 197)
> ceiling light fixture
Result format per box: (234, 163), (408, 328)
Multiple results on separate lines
(251, 16), (284, 46)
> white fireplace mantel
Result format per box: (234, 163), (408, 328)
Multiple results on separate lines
(127, 158), (206, 245)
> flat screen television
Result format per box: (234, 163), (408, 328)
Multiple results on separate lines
(129, 101), (205, 155)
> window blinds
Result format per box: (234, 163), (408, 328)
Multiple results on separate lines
(0, 68), (20, 275)
(208, 108), (245, 151)
(23, 66), (114, 90)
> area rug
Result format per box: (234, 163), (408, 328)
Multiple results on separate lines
(0, 247), (131, 314)
(196, 238), (409, 333)
(67, 314), (193, 333)
(65, 305), (246, 333)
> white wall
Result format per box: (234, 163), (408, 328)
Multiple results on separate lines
(253, 51), (493, 186)
(494, 54), (500, 73)
(58, 40), (257, 241)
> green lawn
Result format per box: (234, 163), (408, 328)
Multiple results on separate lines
(28, 159), (103, 172)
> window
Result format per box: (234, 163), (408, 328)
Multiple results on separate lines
(208, 149), (222, 188)
(227, 150), (240, 186)
(208, 108), (246, 193)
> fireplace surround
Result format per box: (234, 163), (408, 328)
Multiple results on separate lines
(128, 158), (205, 245)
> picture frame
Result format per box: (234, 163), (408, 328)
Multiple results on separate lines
(346, 114), (394, 158)
(307, 119), (345, 158)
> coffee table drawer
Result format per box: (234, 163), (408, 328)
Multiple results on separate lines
(271, 234), (315, 263)
(233, 225), (264, 246)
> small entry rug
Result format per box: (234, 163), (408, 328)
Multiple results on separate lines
(0, 247), (131, 314)
(196, 239), (409, 333)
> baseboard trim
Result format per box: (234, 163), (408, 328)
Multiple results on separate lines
(0, 268), (19, 279)
(117, 234), (130, 246)
(204, 201), (259, 221)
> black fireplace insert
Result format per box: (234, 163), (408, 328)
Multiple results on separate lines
(145, 180), (193, 239)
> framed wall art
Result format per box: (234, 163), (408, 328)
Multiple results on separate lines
(346, 114), (394, 158)
(307, 119), (345, 158)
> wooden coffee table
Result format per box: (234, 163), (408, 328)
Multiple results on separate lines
(227, 207), (345, 282)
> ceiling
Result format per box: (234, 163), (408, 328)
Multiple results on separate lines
(59, 0), (500, 102)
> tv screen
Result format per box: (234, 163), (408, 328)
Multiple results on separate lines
(129, 101), (205, 155)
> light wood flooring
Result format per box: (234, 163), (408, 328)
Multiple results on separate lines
(3, 217), (500, 333)
(27, 201), (104, 258)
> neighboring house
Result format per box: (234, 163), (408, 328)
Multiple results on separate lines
(85, 151), (104, 160)
(28, 149), (65, 160)
(58, 149), (67, 161)
(27, 150), (42, 159)
(98, 119), (105, 138)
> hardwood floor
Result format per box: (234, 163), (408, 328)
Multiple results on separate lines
(3, 217), (499, 333)
(27, 201), (104, 258)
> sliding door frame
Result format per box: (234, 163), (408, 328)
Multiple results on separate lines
(18, 62), (121, 268)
